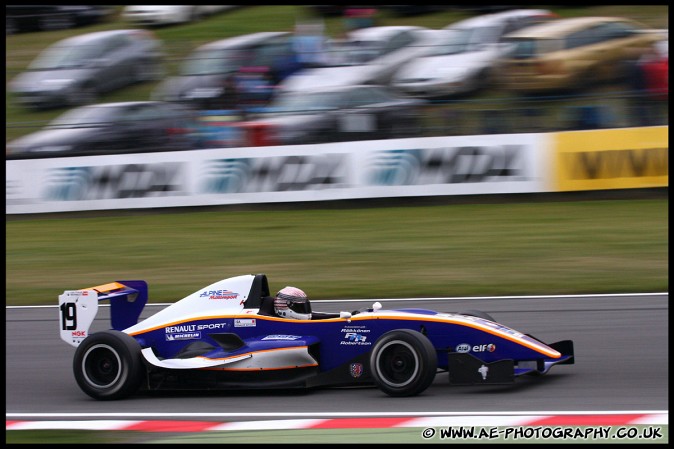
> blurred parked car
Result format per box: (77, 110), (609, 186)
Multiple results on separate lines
(278, 26), (441, 92)
(497, 16), (665, 93)
(121, 5), (235, 27)
(8, 29), (164, 110)
(392, 9), (555, 98)
(6, 5), (111, 35)
(6, 101), (197, 158)
(642, 31), (669, 100)
(245, 84), (428, 145)
(152, 32), (298, 109)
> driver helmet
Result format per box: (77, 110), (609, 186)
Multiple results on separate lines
(274, 286), (311, 320)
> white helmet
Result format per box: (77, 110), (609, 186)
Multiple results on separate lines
(274, 286), (311, 320)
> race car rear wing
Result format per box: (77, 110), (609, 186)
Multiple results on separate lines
(58, 280), (148, 347)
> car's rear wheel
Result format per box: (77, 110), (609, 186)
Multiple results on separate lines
(369, 329), (437, 397)
(73, 330), (144, 400)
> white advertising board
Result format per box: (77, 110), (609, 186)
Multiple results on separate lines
(6, 134), (550, 214)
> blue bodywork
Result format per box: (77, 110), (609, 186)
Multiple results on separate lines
(89, 274), (573, 392)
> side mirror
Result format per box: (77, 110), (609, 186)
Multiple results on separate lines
(339, 311), (352, 319)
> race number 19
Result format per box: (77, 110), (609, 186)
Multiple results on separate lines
(60, 302), (77, 330)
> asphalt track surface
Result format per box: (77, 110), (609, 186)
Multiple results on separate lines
(6, 294), (668, 421)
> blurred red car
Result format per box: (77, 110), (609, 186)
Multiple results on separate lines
(643, 38), (668, 99)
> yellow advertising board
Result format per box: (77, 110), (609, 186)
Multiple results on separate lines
(552, 126), (668, 191)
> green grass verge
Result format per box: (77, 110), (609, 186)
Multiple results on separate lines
(6, 197), (668, 306)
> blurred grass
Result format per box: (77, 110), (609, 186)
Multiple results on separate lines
(5, 430), (136, 444)
(6, 5), (670, 143)
(6, 197), (668, 306)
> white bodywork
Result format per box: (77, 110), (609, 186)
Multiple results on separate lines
(279, 26), (441, 92)
(123, 274), (255, 335)
(392, 9), (553, 97)
(58, 289), (100, 347)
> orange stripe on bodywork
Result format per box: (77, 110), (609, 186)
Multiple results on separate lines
(86, 282), (127, 293)
(129, 314), (560, 358)
(352, 315), (562, 358)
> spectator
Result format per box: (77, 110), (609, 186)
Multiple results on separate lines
(626, 46), (664, 126)
(344, 8), (377, 32)
(572, 105), (605, 130)
(218, 75), (242, 112)
(269, 46), (302, 85)
(293, 20), (328, 69)
(641, 40), (669, 125)
(644, 40), (669, 100)
(235, 67), (274, 114)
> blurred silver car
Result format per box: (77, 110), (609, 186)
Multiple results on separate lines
(392, 9), (555, 98)
(497, 16), (665, 93)
(152, 31), (295, 108)
(121, 5), (234, 27)
(278, 26), (441, 93)
(8, 29), (164, 110)
(6, 5), (112, 35)
(6, 101), (197, 157)
(246, 84), (428, 145)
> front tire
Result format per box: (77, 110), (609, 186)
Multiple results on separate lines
(369, 329), (437, 397)
(73, 330), (144, 400)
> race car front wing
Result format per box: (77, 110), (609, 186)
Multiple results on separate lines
(447, 340), (574, 385)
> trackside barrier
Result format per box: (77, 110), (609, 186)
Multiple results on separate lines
(551, 126), (668, 191)
(5, 127), (668, 215)
(240, 122), (276, 147)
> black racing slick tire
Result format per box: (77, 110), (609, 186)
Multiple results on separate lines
(73, 330), (145, 400)
(459, 309), (496, 322)
(369, 329), (438, 397)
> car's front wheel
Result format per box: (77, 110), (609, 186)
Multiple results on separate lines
(369, 329), (437, 397)
(73, 330), (144, 400)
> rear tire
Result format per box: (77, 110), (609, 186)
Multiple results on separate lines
(369, 329), (437, 397)
(73, 330), (144, 400)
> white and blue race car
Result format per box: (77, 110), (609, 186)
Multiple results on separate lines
(58, 273), (574, 400)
